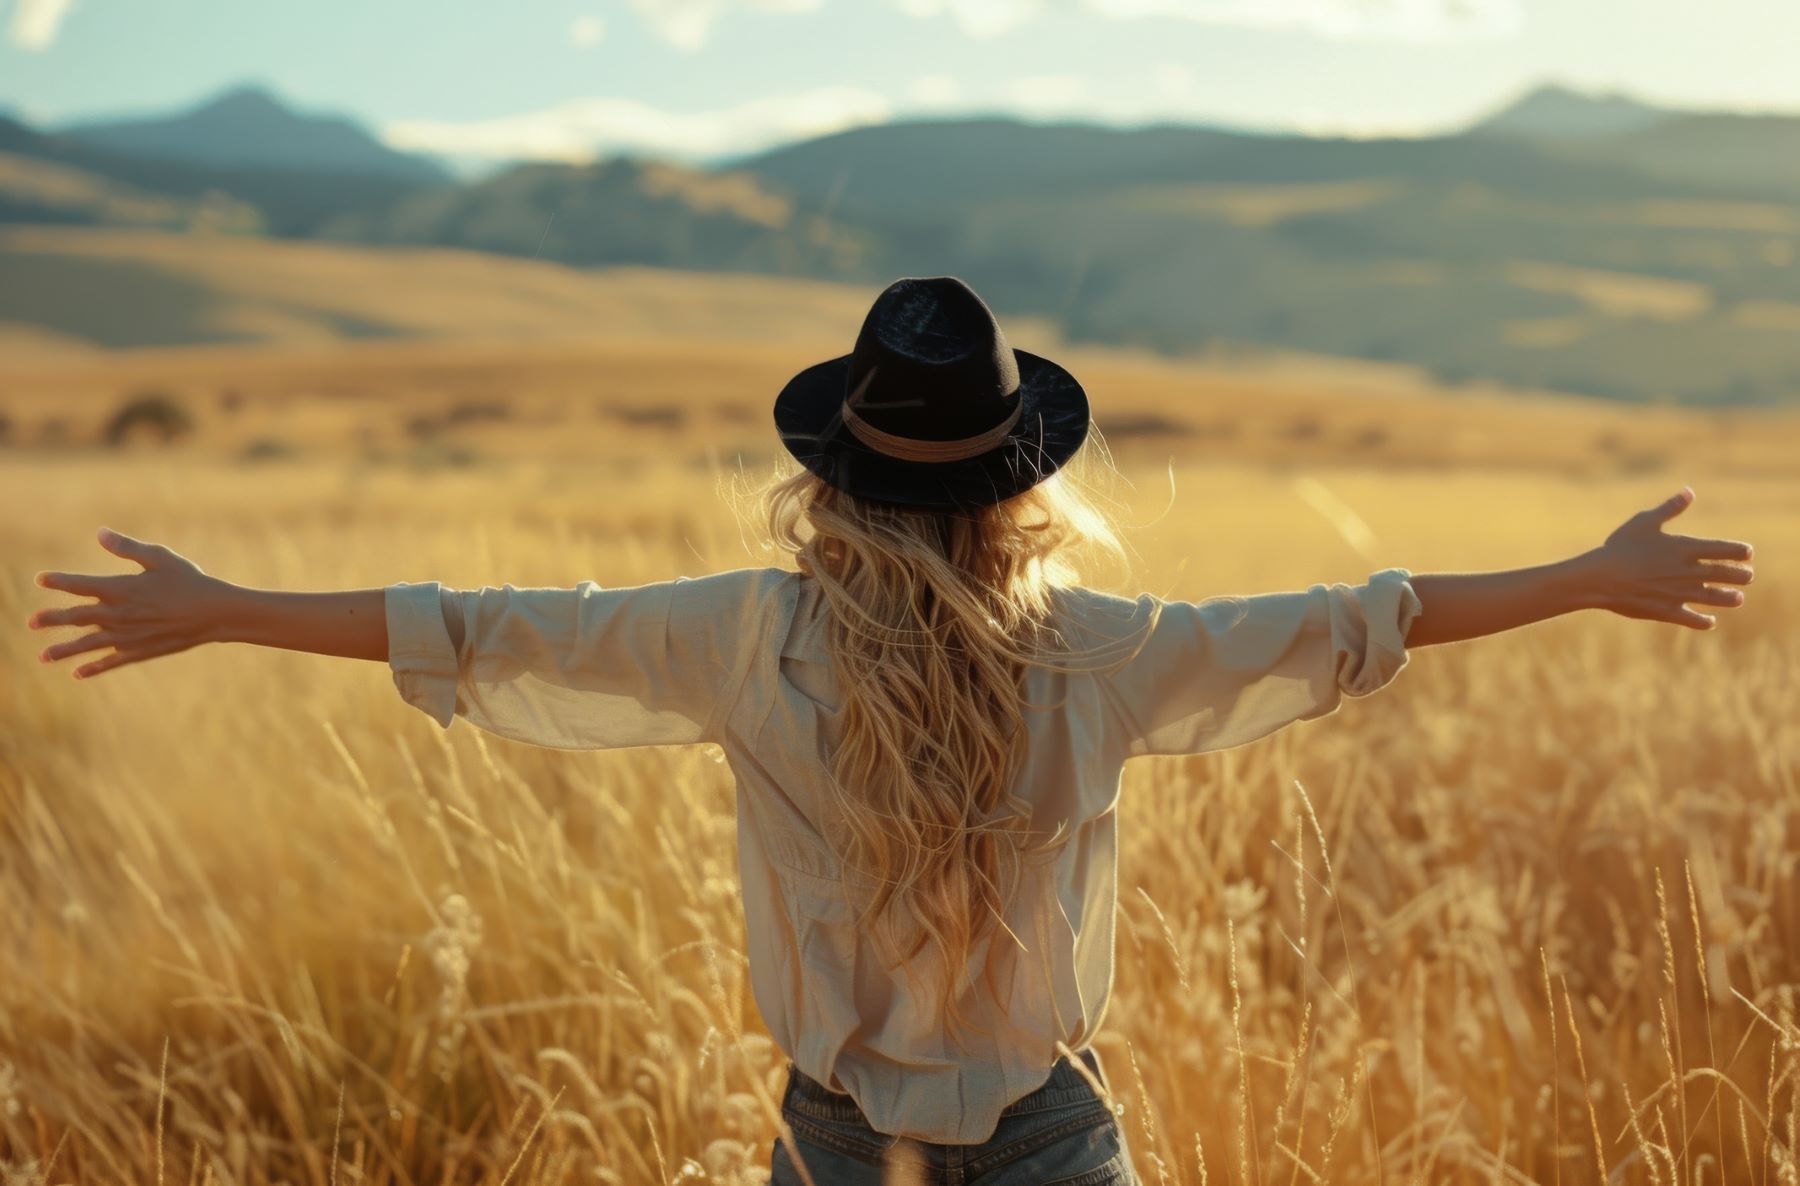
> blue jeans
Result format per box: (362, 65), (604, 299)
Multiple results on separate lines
(768, 1049), (1137, 1185)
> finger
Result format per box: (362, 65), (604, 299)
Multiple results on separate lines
(1643, 486), (1695, 526)
(1691, 560), (1755, 585)
(28, 604), (111, 629)
(1682, 585), (1746, 609)
(1618, 595), (1715, 630)
(74, 641), (177, 680)
(34, 571), (131, 599)
(1664, 605), (1717, 630)
(1625, 598), (1716, 629)
(96, 526), (171, 567)
(1669, 535), (1754, 562)
(40, 631), (116, 663)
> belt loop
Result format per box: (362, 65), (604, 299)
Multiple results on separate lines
(1084, 1046), (1109, 1091)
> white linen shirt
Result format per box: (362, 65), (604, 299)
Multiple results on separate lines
(384, 566), (1422, 1143)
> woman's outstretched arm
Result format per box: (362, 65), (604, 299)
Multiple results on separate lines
(29, 528), (387, 678)
(30, 528), (780, 749)
(1405, 487), (1754, 648)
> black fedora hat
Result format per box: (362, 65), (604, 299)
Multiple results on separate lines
(773, 276), (1090, 511)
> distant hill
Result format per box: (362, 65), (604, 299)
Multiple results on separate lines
(717, 104), (1800, 404)
(0, 114), (45, 153)
(0, 113), (85, 165)
(63, 85), (448, 185)
(0, 150), (259, 231)
(7, 81), (1800, 404)
(0, 87), (451, 235)
(1572, 112), (1800, 198)
(0, 225), (893, 350)
(0, 114), (258, 231)
(322, 155), (881, 277)
(1472, 84), (1671, 139)
(1471, 85), (1800, 198)
(731, 112), (1715, 215)
(719, 119), (1248, 219)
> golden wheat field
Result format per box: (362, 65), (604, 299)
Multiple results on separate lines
(1, 326), (1798, 1186)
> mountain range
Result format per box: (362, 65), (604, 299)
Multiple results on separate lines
(0, 86), (449, 235)
(6, 83), (1800, 405)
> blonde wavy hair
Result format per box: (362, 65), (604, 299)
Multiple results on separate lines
(759, 447), (1153, 1040)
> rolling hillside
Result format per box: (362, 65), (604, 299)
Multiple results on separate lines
(322, 156), (879, 277)
(0, 226), (914, 351)
(7, 84), (1800, 404)
(3, 88), (450, 235)
(63, 86), (448, 184)
(0, 150), (259, 232)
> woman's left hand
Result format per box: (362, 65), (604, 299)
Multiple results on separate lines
(1585, 487), (1755, 630)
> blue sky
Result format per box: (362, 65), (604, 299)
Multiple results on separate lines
(4, 0), (1799, 165)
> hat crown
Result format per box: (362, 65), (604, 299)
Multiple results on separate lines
(845, 277), (1022, 443)
(770, 272), (1090, 510)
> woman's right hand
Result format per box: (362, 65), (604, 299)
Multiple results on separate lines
(1585, 488), (1755, 629)
(28, 527), (229, 679)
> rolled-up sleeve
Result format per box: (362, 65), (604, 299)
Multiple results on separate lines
(386, 581), (463, 729)
(383, 567), (787, 750)
(1103, 567), (1422, 758)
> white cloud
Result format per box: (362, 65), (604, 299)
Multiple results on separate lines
(1082, 0), (1521, 42)
(382, 86), (894, 165)
(883, 0), (1518, 41)
(618, 0), (1517, 50)
(907, 74), (964, 107)
(1152, 62), (1194, 98)
(1290, 107), (1432, 138)
(9, 0), (76, 50)
(892, 0), (1043, 37)
(627, 0), (823, 51)
(1004, 74), (1090, 115)
(568, 14), (607, 47)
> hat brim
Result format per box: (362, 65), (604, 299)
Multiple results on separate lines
(772, 348), (1090, 511)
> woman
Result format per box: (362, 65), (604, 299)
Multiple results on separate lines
(28, 276), (1754, 1184)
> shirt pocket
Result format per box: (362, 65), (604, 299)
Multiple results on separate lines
(763, 822), (859, 928)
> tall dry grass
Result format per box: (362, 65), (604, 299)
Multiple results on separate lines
(1, 433), (1796, 1184)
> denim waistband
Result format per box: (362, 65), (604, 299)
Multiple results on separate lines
(783, 1048), (1112, 1128)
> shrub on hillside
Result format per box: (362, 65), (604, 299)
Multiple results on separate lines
(104, 392), (194, 447)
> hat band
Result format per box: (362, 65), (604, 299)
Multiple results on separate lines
(840, 397), (1023, 463)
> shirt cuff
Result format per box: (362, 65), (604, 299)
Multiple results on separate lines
(385, 581), (460, 728)
(1340, 566), (1423, 697)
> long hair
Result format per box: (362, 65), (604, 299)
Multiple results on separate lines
(760, 449), (1152, 1039)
